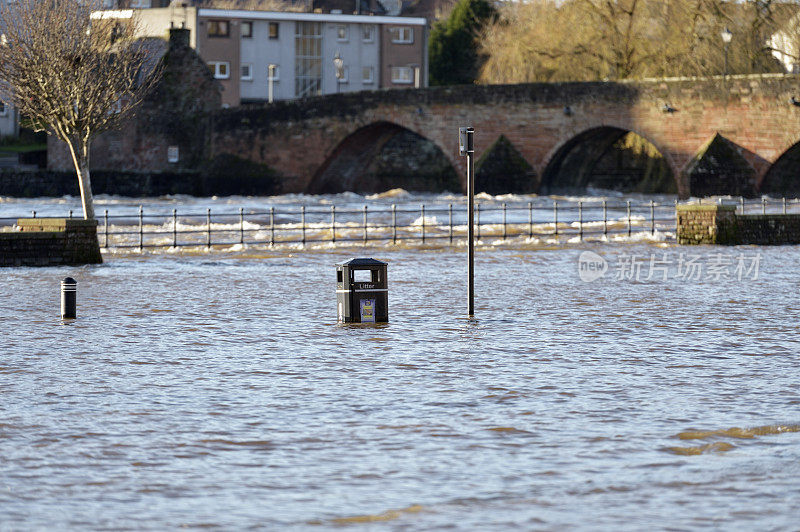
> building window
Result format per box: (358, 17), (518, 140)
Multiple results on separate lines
(207, 20), (229, 37)
(241, 21), (253, 38)
(268, 64), (280, 81)
(208, 61), (230, 79)
(167, 146), (179, 164)
(391, 66), (413, 84)
(361, 25), (374, 42)
(295, 21), (322, 98)
(389, 27), (413, 44)
(0, 102), (6, 116)
(362, 66), (374, 84)
(241, 63), (253, 80)
(268, 22), (279, 39)
(335, 25), (348, 42)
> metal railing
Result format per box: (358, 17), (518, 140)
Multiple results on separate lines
(5, 197), (799, 251)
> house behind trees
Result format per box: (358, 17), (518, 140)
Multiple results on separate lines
(47, 28), (222, 173)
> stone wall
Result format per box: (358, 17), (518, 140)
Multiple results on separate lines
(0, 218), (102, 267)
(677, 203), (800, 245)
(0, 165), (277, 198)
(736, 215), (800, 245)
(677, 204), (738, 245)
(48, 28), (221, 174)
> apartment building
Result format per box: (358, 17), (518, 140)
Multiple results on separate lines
(97, 6), (427, 106)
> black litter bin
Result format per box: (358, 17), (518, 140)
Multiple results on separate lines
(336, 258), (388, 323)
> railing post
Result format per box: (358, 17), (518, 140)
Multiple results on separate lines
(740, 196), (745, 215)
(578, 200), (583, 241)
(331, 205), (336, 243)
(476, 203), (481, 241)
(675, 199), (679, 234)
(270, 206), (275, 247)
(392, 204), (397, 244)
(206, 208), (211, 249)
(783, 197), (787, 215)
(502, 203), (507, 240)
(362, 205), (367, 244)
(603, 200), (607, 237)
(103, 209), (109, 249)
(650, 199), (655, 235)
(626, 200), (631, 237)
(528, 202), (533, 239)
(239, 207), (244, 245)
(301, 205), (306, 247)
(421, 204), (426, 244)
(31, 210), (36, 219)
(762, 197), (766, 214)
(138, 205), (143, 252)
(69, 210), (73, 219)
(553, 201), (558, 236)
(449, 203), (453, 244)
(172, 208), (177, 248)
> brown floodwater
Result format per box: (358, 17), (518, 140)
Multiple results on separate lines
(2, 194), (800, 530)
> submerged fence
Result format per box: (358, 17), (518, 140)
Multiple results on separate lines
(7, 197), (800, 251)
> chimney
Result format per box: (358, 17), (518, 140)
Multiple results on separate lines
(169, 27), (190, 49)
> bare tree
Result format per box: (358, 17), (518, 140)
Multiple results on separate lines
(0, 0), (161, 220)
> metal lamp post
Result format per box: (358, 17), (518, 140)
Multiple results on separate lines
(333, 52), (344, 94)
(267, 63), (277, 103)
(721, 27), (732, 80)
(459, 127), (475, 316)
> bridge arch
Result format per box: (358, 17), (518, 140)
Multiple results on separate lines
(759, 139), (800, 196)
(683, 133), (757, 197)
(306, 121), (460, 194)
(540, 126), (677, 195)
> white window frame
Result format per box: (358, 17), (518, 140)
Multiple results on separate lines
(362, 66), (374, 84)
(208, 61), (230, 79)
(391, 66), (413, 84)
(361, 25), (374, 43)
(241, 21), (253, 38)
(335, 25), (348, 42)
(0, 102), (7, 116)
(241, 63), (253, 81)
(267, 64), (280, 81)
(390, 27), (413, 44)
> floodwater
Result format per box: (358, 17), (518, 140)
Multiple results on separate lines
(2, 194), (800, 530)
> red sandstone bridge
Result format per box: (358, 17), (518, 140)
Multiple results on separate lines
(210, 75), (800, 198)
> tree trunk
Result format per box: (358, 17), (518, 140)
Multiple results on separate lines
(66, 138), (95, 220)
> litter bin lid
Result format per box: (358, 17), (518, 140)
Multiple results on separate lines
(337, 258), (387, 267)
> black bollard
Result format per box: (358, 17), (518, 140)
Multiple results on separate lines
(61, 277), (76, 319)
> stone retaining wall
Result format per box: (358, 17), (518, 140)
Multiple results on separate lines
(677, 203), (800, 245)
(0, 218), (102, 267)
(736, 214), (800, 245)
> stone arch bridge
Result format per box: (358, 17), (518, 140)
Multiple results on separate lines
(210, 75), (800, 198)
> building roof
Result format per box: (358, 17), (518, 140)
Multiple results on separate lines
(197, 7), (426, 23)
(338, 258), (387, 266)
